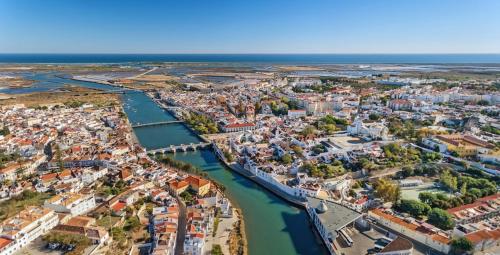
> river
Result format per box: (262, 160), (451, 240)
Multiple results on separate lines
(3, 72), (327, 255)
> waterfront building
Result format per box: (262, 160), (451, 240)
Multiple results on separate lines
(168, 180), (189, 195)
(168, 175), (211, 196)
(185, 176), (211, 196)
(306, 197), (362, 255)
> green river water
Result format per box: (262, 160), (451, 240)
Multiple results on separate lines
(3, 73), (327, 255)
(121, 92), (327, 255)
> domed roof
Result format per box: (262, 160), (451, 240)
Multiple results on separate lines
(316, 200), (328, 213)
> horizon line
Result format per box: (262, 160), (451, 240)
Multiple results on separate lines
(2, 52), (500, 55)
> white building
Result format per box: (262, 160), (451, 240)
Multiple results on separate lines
(347, 117), (388, 140)
(222, 123), (257, 132)
(183, 235), (205, 255)
(368, 209), (450, 254)
(81, 167), (108, 185)
(306, 197), (362, 255)
(44, 193), (96, 216)
(0, 207), (59, 254)
(422, 138), (447, 153)
(287, 109), (307, 118)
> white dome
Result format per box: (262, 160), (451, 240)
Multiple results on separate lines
(316, 200), (328, 213)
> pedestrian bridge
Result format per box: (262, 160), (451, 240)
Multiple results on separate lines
(131, 120), (183, 128)
(148, 142), (212, 153)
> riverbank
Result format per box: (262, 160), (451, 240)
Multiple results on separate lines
(124, 89), (327, 255)
(151, 153), (248, 254)
(212, 143), (307, 207)
(1, 70), (325, 254)
(144, 92), (324, 253)
(144, 93), (306, 207)
(229, 208), (247, 255)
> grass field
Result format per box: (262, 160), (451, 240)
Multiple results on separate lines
(0, 190), (53, 220)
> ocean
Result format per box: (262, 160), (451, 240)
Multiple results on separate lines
(1, 53), (500, 64)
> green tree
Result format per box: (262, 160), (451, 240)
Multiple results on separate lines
(450, 237), (473, 255)
(374, 179), (400, 203)
(467, 188), (482, 198)
(301, 162), (323, 178)
(254, 101), (262, 114)
(319, 123), (338, 134)
(460, 182), (467, 195)
(301, 125), (317, 137)
(281, 154), (293, 164)
(440, 169), (457, 192)
(369, 113), (381, 121)
(111, 227), (127, 245)
(291, 145), (303, 157)
(418, 192), (436, 204)
(401, 166), (414, 177)
(396, 199), (431, 218)
(477, 99), (489, 106)
(422, 152), (442, 162)
(124, 216), (140, 231)
(320, 115), (348, 126)
(0, 126), (9, 136)
(211, 244), (224, 255)
(427, 208), (455, 230)
(223, 150), (234, 162)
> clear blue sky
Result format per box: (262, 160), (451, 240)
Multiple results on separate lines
(1, 0), (499, 54)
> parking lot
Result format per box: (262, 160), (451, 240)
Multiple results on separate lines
(15, 238), (62, 255)
(336, 226), (428, 255)
(15, 237), (97, 255)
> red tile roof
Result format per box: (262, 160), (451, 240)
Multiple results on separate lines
(111, 201), (126, 212)
(465, 229), (500, 245)
(371, 209), (450, 244)
(185, 176), (209, 187)
(40, 173), (58, 182)
(447, 194), (500, 214)
(0, 237), (12, 250)
(169, 180), (189, 190)
(380, 237), (413, 253)
(225, 123), (256, 128)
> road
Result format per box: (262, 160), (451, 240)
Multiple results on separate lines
(174, 196), (187, 255)
(130, 67), (158, 79)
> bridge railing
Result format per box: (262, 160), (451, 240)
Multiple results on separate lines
(147, 142), (212, 153)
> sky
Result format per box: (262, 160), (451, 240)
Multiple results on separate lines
(1, 0), (500, 54)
